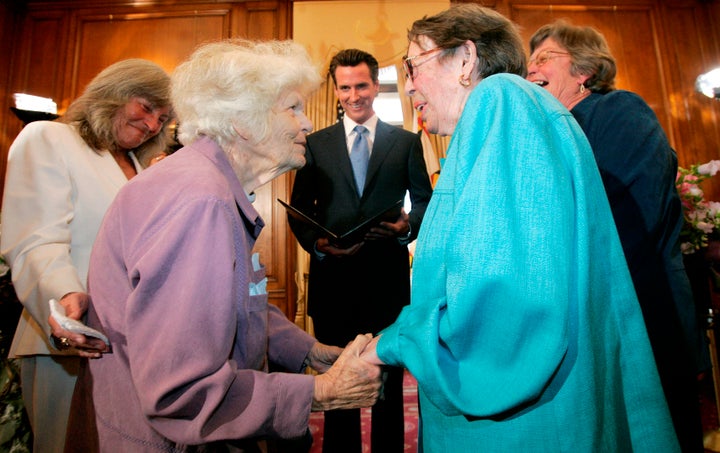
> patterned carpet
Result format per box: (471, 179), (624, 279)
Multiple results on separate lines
(307, 367), (720, 452)
(308, 369), (419, 452)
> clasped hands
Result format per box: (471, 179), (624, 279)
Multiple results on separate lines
(311, 334), (385, 411)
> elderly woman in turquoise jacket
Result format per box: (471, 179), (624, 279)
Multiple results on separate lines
(361, 4), (679, 452)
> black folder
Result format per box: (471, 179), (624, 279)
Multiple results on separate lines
(279, 198), (403, 248)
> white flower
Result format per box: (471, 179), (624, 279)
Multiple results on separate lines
(688, 210), (704, 221)
(697, 221), (715, 234)
(708, 201), (720, 217)
(697, 160), (720, 176)
(689, 186), (704, 197)
(681, 242), (695, 254)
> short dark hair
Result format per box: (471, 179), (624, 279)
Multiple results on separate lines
(328, 49), (379, 85)
(408, 4), (527, 79)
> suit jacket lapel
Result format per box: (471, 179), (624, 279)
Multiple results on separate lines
(366, 120), (396, 189)
(321, 120), (399, 199)
(324, 122), (359, 196)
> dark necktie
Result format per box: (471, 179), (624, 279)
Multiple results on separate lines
(350, 125), (369, 195)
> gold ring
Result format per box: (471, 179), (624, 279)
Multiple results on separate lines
(59, 337), (70, 348)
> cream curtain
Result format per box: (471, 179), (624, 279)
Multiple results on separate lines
(294, 1), (450, 74)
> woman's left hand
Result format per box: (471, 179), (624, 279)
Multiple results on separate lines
(48, 292), (109, 358)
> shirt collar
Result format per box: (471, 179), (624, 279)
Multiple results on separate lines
(343, 114), (378, 138)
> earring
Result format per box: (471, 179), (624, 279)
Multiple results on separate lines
(579, 84), (586, 94)
(459, 75), (471, 87)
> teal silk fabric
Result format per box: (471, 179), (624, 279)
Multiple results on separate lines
(378, 74), (678, 452)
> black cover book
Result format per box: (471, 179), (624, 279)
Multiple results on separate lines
(279, 198), (403, 248)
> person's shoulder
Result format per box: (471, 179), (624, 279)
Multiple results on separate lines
(477, 73), (569, 118)
(9, 121), (80, 159)
(484, 72), (523, 84)
(481, 73), (535, 92)
(377, 120), (417, 138)
(308, 121), (342, 139)
(16, 120), (73, 140)
(590, 90), (651, 112)
(579, 90), (657, 126)
(125, 148), (234, 208)
(479, 73), (554, 102)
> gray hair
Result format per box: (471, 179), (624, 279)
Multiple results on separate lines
(408, 4), (527, 80)
(529, 20), (616, 93)
(61, 58), (173, 163)
(172, 39), (321, 148)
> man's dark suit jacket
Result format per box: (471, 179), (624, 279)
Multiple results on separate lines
(289, 119), (433, 343)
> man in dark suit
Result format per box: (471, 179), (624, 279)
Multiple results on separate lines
(289, 49), (432, 453)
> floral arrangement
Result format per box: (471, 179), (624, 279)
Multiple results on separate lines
(676, 160), (720, 254)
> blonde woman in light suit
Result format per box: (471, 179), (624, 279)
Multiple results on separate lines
(1, 58), (172, 452)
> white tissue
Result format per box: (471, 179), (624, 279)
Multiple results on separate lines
(49, 298), (109, 344)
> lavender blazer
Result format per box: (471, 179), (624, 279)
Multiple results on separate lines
(84, 137), (316, 451)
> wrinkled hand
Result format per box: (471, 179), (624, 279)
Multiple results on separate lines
(48, 292), (109, 358)
(366, 210), (409, 240)
(359, 335), (385, 366)
(307, 342), (343, 373)
(312, 333), (382, 411)
(316, 237), (364, 257)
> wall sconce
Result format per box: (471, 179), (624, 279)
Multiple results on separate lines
(696, 68), (720, 100)
(10, 93), (59, 125)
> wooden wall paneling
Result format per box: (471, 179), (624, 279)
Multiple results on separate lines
(657, 3), (720, 165)
(692, 1), (720, 203)
(0, 4), (68, 203)
(1, 8), (70, 204)
(14, 10), (69, 106)
(252, 172), (295, 319)
(660, 0), (720, 204)
(0, 2), (23, 206)
(64, 6), (232, 105)
(657, 1), (720, 204)
(234, 1), (289, 40)
(228, 0), (295, 318)
(232, 0), (294, 319)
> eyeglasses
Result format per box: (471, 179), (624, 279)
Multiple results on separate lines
(402, 48), (443, 81)
(528, 50), (570, 67)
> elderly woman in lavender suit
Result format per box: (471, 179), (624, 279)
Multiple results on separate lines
(75, 39), (381, 452)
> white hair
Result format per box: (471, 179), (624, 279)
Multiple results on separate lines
(172, 39), (321, 148)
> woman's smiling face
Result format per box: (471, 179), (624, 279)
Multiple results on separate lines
(112, 96), (170, 151)
(403, 38), (468, 137)
(526, 38), (589, 109)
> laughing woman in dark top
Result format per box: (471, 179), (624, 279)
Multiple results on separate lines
(527, 20), (707, 453)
